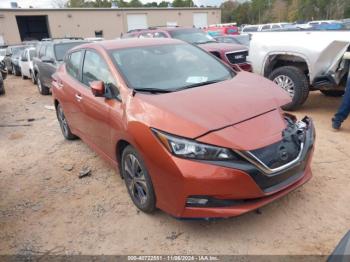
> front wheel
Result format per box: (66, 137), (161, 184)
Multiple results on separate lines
(269, 66), (309, 111)
(56, 104), (78, 140)
(12, 65), (20, 76)
(121, 146), (156, 213)
(320, 90), (345, 97)
(37, 73), (49, 95)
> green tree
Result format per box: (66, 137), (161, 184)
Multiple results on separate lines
(144, 1), (158, 7)
(128, 0), (143, 7)
(172, 0), (194, 7)
(158, 1), (171, 7)
(220, 0), (238, 23)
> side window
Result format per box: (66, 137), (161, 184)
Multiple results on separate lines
(139, 32), (153, 38)
(82, 50), (118, 94)
(45, 46), (55, 59)
(21, 51), (27, 61)
(66, 51), (83, 80)
(261, 25), (270, 31)
(272, 25), (280, 29)
(39, 45), (46, 58)
(153, 32), (167, 38)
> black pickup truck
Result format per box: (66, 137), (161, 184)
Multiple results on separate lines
(33, 39), (87, 95)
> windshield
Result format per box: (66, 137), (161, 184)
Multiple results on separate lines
(12, 47), (26, 56)
(169, 29), (216, 45)
(0, 49), (5, 56)
(54, 42), (86, 61)
(110, 43), (233, 92)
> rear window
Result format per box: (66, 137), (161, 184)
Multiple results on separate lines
(54, 42), (86, 61)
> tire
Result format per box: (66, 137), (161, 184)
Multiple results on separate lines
(0, 82), (4, 95)
(30, 71), (37, 84)
(12, 65), (20, 76)
(268, 66), (309, 111)
(320, 90), (345, 97)
(121, 145), (156, 213)
(37, 73), (49, 95)
(56, 104), (78, 140)
(21, 72), (28, 80)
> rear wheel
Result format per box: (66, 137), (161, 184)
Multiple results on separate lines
(56, 104), (77, 140)
(269, 66), (309, 111)
(30, 71), (37, 84)
(121, 145), (156, 213)
(21, 72), (28, 79)
(320, 90), (345, 97)
(37, 73), (49, 95)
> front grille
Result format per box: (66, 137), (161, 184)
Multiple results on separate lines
(225, 50), (248, 64)
(250, 139), (301, 169)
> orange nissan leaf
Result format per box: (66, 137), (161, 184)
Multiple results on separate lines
(52, 38), (315, 219)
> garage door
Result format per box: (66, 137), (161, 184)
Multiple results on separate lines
(127, 14), (148, 31)
(193, 13), (208, 28)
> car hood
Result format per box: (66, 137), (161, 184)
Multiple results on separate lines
(131, 71), (291, 139)
(198, 42), (248, 53)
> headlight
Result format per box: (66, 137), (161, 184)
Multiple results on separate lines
(152, 129), (237, 161)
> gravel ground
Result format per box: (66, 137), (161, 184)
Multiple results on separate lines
(0, 75), (349, 256)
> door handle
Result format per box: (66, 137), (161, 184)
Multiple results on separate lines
(75, 94), (83, 102)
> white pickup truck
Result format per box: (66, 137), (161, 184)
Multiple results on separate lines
(249, 31), (350, 110)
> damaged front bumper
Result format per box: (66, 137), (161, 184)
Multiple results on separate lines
(172, 116), (315, 218)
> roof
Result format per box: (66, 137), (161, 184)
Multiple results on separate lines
(0, 7), (220, 12)
(76, 38), (184, 51)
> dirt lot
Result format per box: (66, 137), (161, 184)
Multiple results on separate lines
(0, 75), (350, 256)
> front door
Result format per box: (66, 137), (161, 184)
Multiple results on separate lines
(79, 49), (123, 159)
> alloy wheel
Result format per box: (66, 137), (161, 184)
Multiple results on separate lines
(123, 154), (149, 206)
(57, 105), (69, 137)
(37, 77), (42, 93)
(273, 75), (295, 97)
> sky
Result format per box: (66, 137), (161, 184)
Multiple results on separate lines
(0, 0), (241, 8)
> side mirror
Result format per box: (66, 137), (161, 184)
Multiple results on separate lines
(90, 81), (105, 97)
(42, 56), (54, 63)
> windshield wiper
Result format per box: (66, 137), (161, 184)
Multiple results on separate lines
(174, 80), (222, 91)
(194, 40), (216, 45)
(132, 88), (172, 95)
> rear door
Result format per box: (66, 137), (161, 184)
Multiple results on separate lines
(59, 50), (85, 132)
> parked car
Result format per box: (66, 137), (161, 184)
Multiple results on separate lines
(33, 39), (87, 95)
(0, 60), (7, 95)
(52, 38), (315, 219)
(3, 45), (26, 75)
(242, 23), (292, 33)
(122, 27), (252, 72)
(249, 31), (350, 110)
(204, 23), (239, 37)
(214, 35), (250, 47)
(0, 48), (6, 62)
(19, 47), (36, 82)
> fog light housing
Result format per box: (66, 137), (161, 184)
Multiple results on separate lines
(186, 197), (209, 206)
